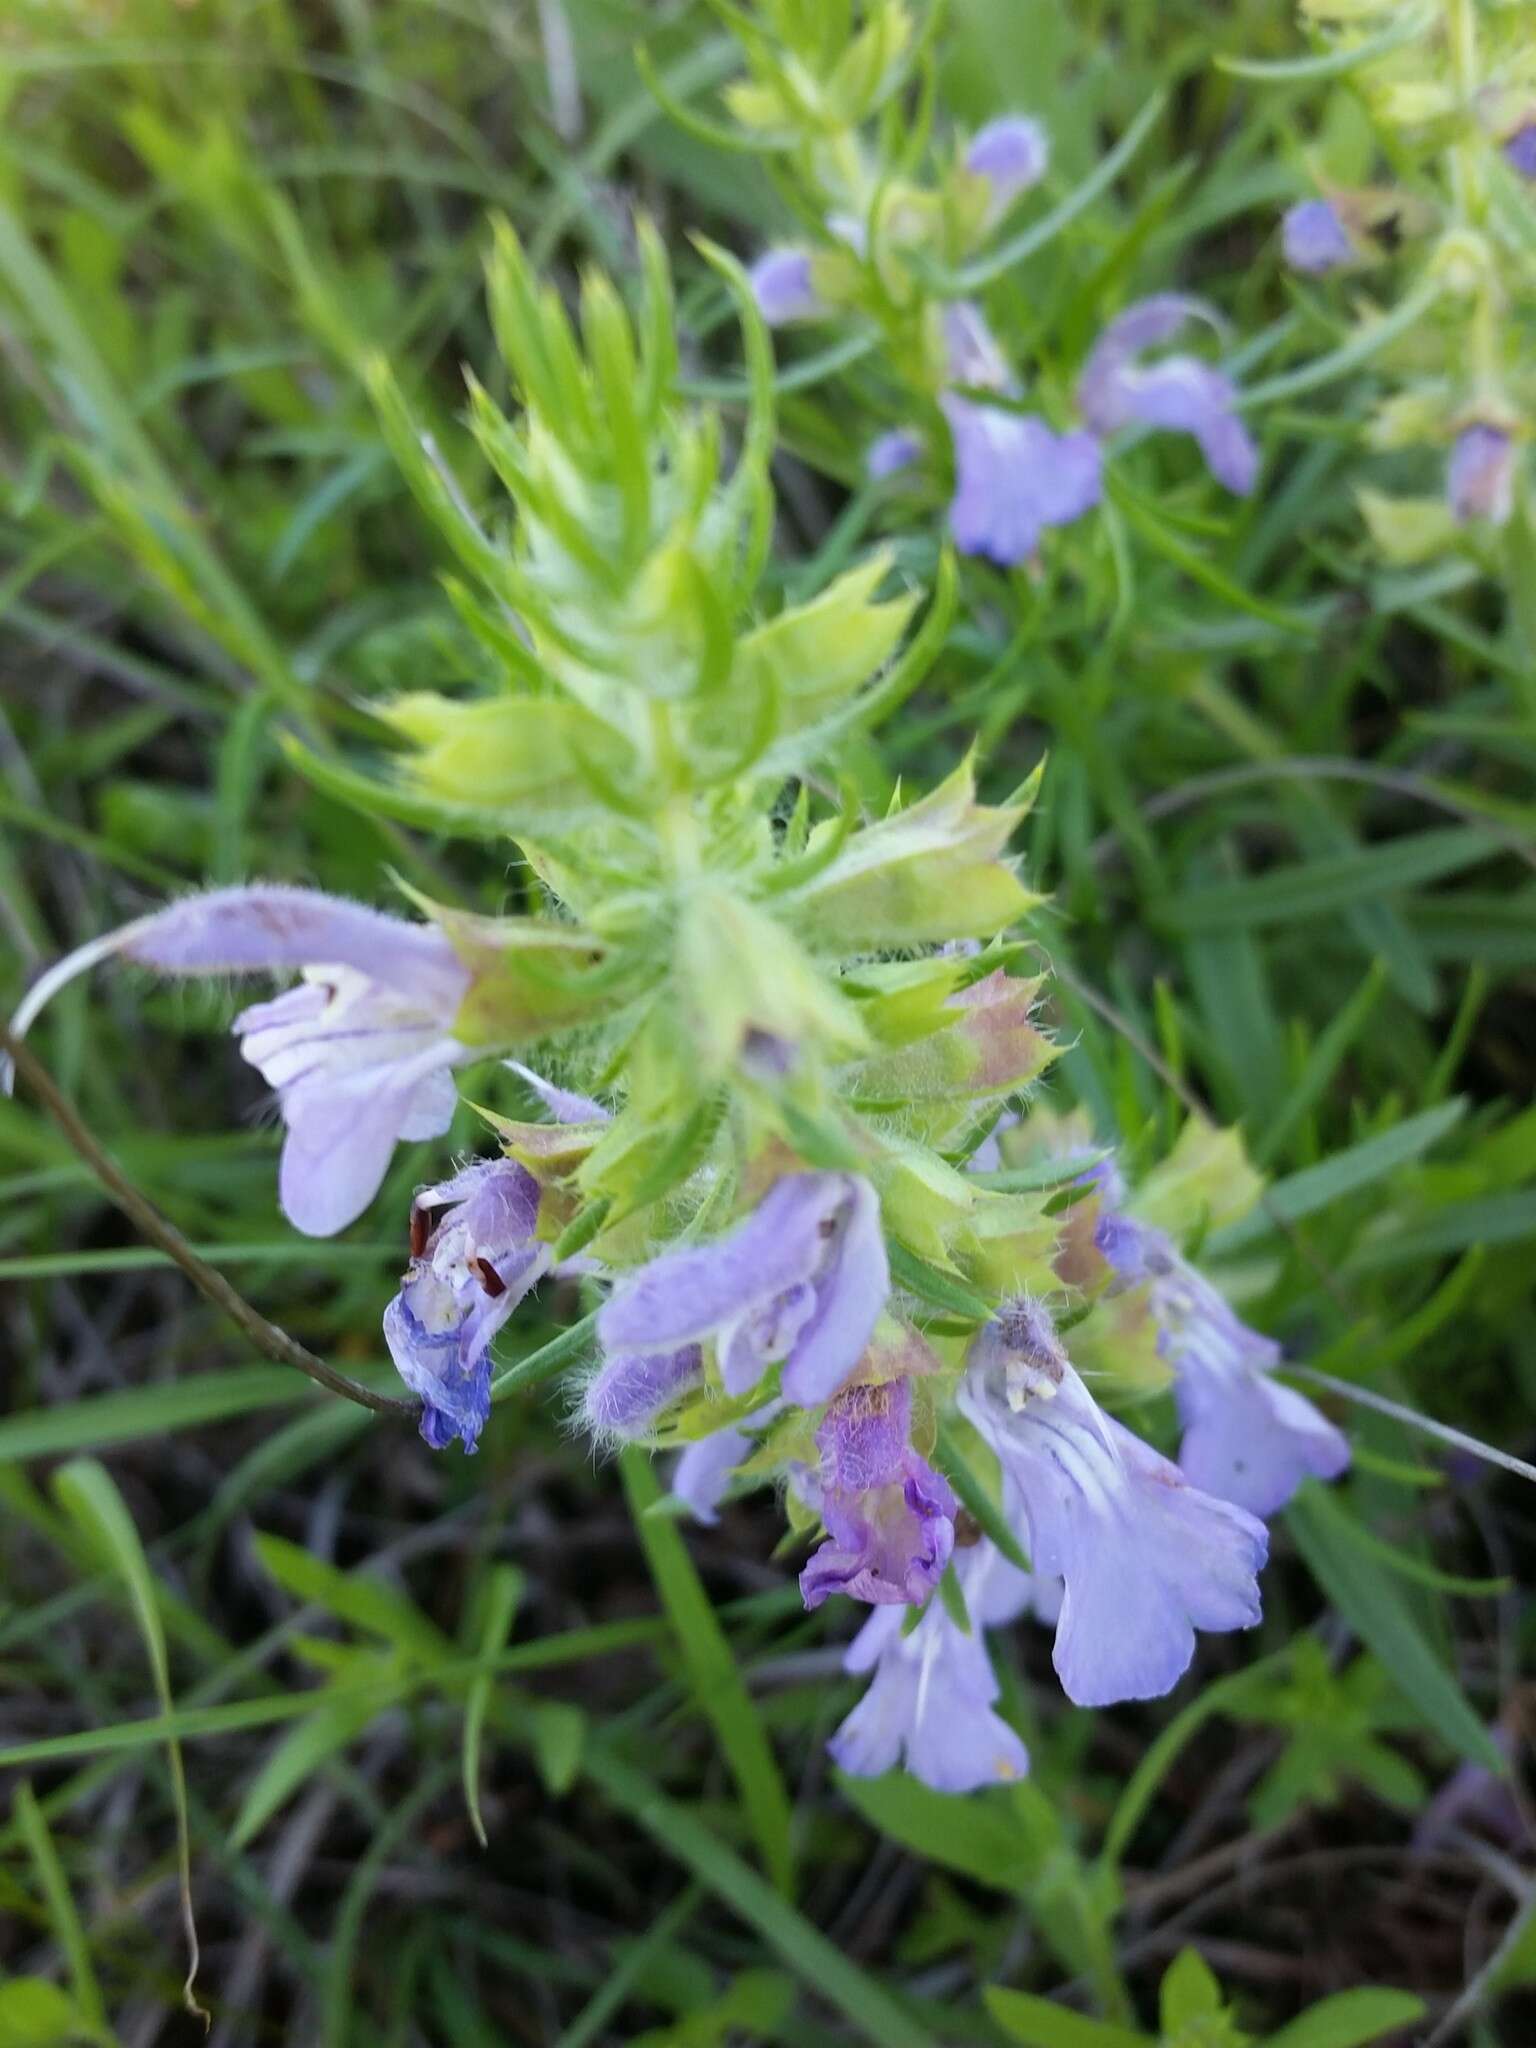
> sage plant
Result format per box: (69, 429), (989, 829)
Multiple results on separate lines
(7, 222), (1349, 1793)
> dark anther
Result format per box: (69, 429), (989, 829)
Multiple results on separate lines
(471, 1256), (507, 1298)
(409, 1206), (429, 1259)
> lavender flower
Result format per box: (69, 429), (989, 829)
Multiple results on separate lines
(959, 1301), (1268, 1707)
(749, 248), (824, 326)
(5, 886), (471, 1236)
(583, 1344), (705, 1440)
(673, 1403), (781, 1524)
(1282, 198), (1352, 275)
(829, 1541), (1040, 1790)
(964, 116), (1049, 218)
(940, 304), (1102, 566)
(867, 428), (923, 480)
(1079, 295), (1258, 495)
(383, 1158), (549, 1450)
(597, 1172), (889, 1407)
(1096, 1217), (1350, 1518)
(1504, 123), (1536, 180)
(1448, 423), (1516, 525)
(800, 1378), (956, 1609)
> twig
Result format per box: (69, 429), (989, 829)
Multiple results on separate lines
(1, 1027), (418, 1421)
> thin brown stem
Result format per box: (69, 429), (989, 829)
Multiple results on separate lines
(2, 1027), (418, 1421)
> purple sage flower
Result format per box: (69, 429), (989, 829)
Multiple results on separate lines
(867, 428), (923, 480)
(1282, 198), (1353, 275)
(673, 1401), (782, 1524)
(964, 116), (1049, 218)
(1079, 295), (1259, 495)
(1096, 1216), (1350, 1518)
(829, 1541), (1040, 1791)
(940, 303), (1102, 566)
(384, 1158), (549, 1451)
(5, 886), (472, 1237)
(800, 1378), (956, 1609)
(583, 1344), (705, 1441)
(1504, 123), (1536, 179)
(959, 1300), (1268, 1707)
(749, 248), (824, 326)
(597, 1172), (889, 1407)
(1448, 423), (1516, 525)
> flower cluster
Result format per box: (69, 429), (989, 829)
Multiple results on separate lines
(6, 215), (1350, 1799)
(1269, 0), (1534, 557)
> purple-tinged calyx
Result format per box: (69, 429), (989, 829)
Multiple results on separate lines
(1448, 423), (1516, 525)
(960, 1300), (1268, 1707)
(1282, 198), (1353, 275)
(597, 1171), (889, 1407)
(749, 248), (825, 326)
(1095, 1214), (1350, 1518)
(384, 1158), (549, 1452)
(964, 116), (1049, 219)
(867, 428), (923, 480)
(5, 885), (472, 1236)
(829, 1541), (1043, 1791)
(1079, 294), (1258, 496)
(800, 1378), (956, 1609)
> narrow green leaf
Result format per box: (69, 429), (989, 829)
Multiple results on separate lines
(985, 1987), (1149, 2048)
(13, 1782), (107, 2031)
(1287, 1485), (1503, 1770)
(463, 1566), (525, 1847)
(620, 1449), (795, 1897)
(252, 1533), (453, 1662)
(582, 1747), (940, 2048)
(1262, 1987), (1428, 2048)
(231, 1693), (384, 1850)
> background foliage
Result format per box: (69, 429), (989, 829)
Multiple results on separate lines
(0, 1), (1532, 2042)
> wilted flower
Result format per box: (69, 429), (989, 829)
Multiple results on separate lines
(749, 248), (824, 326)
(384, 1158), (549, 1451)
(800, 1377), (956, 1609)
(959, 1300), (1268, 1706)
(1095, 1214), (1350, 1517)
(5, 885), (472, 1236)
(829, 1540), (1042, 1791)
(1447, 422), (1516, 525)
(597, 1172), (889, 1407)
(1079, 295), (1259, 495)
(940, 304), (1102, 566)
(964, 115), (1049, 219)
(1282, 197), (1353, 274)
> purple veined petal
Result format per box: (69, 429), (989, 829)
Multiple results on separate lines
(672, 1400), (781, 1525)
(780, 1176), (889, 1406)
(504, 1059), (611, 1125)
(1102, 357), (1258, 495)
(1078, 295), (1256, 496)
(276, 1040), (465, 1237)
(583, 1345), (705, 1439)
(1448, 423), (1516, 525)
(802, 1383), (956, 1609)
(867, 428), (923, 480)
(1503, 122), (1536, 179)
(942, 398), (1103, 567)
(961, 1323), (1267, 1708)
(965, 115), (1049, 216)
(4, 885), (468, 1093)
(600, 1174), (848, 1353)
(940, 302), (1013, 392)
(829, 1542), (1030, 1790)
(1178, 1366), (1351, 1519)
(1282, 198), (1353, 275)
(749, 248), (825, 326)
(383, 1156), (551, 1449)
